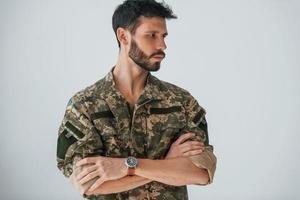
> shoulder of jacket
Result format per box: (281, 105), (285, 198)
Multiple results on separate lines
(69, 77), (106, 105)
(158, 79), (206, 112)
(158, 79), (192, 99)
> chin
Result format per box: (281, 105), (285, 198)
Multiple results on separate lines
(149, 65), (160, 72)
(149, 62), (161, 72)
(137, 61), (161, 72)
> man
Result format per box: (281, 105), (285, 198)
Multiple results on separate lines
(56, 0), (217, 199)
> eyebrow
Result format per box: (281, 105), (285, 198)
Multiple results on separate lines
(145, 31), (168, 36)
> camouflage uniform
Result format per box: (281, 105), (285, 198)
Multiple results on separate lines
(57, 66), (217, 200)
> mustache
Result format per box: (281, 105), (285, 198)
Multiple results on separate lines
(149, 51), (166, 58)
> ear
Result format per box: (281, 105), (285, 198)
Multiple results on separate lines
(116, 27), (130, 47)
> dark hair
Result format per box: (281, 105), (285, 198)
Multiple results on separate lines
(112, 0), (177, 47)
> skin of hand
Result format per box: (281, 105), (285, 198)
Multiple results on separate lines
(75, 157), (127, 192)
(165, 132), (205, 159)
(75, 132), (204, 192)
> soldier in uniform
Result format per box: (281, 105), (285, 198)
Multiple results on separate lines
(56, 0), (217, 199)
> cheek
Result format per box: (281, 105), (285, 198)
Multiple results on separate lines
(136, 39), (155, 54)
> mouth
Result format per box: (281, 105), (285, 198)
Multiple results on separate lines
(151, 54), (165, 59)
(152, 56), (164, 60)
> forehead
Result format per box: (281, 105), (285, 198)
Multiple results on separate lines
(135, 16), (167, 33)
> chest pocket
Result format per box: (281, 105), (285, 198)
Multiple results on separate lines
(145, 105), (186, 159)
(91, 110), (123, 157)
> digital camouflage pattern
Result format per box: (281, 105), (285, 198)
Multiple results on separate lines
(57, 66), (217, 200)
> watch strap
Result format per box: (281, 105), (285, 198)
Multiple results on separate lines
(127, 167), (135, 176)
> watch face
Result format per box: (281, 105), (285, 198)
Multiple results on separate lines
(126, 156), (138, 168)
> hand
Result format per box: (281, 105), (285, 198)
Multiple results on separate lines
(75, 156), (127, 192)
(166, 132), (205, 159)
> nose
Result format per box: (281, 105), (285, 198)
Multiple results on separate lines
(157, 38), (167, 51)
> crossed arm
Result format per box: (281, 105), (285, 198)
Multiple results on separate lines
(72, 132), (209, 196)
(83, 174), (152, 195)
(82, 157), (208, 196)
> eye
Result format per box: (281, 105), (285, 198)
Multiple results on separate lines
(149, 33), (156, 38)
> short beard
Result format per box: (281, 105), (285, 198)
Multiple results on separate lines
(128, 39), (164, 72)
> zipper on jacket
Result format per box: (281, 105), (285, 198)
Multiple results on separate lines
(129, 99), (152, 152)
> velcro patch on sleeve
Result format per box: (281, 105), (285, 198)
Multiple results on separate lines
(57, 130), (77, 159)
(65, 121), (85, 139)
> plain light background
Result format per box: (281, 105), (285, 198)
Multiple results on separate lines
(1, 0), (299, 199)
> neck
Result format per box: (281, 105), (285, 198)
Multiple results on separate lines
(113, 52), (149, 104)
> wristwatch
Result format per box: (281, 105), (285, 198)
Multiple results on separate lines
(125, 156), (138, 176)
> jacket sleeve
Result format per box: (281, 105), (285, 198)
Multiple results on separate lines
(182, 94), (217, 185)
(56, 96), (104, 195)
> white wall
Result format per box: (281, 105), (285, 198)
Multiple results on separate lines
(1, 0), (299, 199)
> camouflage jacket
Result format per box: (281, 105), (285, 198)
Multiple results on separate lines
(57, 67), (217, 200)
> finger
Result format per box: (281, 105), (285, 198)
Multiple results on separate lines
(76, 157), (97, 167)
(180, 141), (204, 150)
(182, 149), (204, 157)
(88, 177), (106, 192)
(174, 132), (195, 145)
(76, 165), (98, 181)
(79, 170), (100, 185)
(180, 144), (205, 154)
(181, 141), (205, 146)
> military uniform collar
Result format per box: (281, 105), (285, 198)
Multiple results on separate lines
(101, 66), (169, 105)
